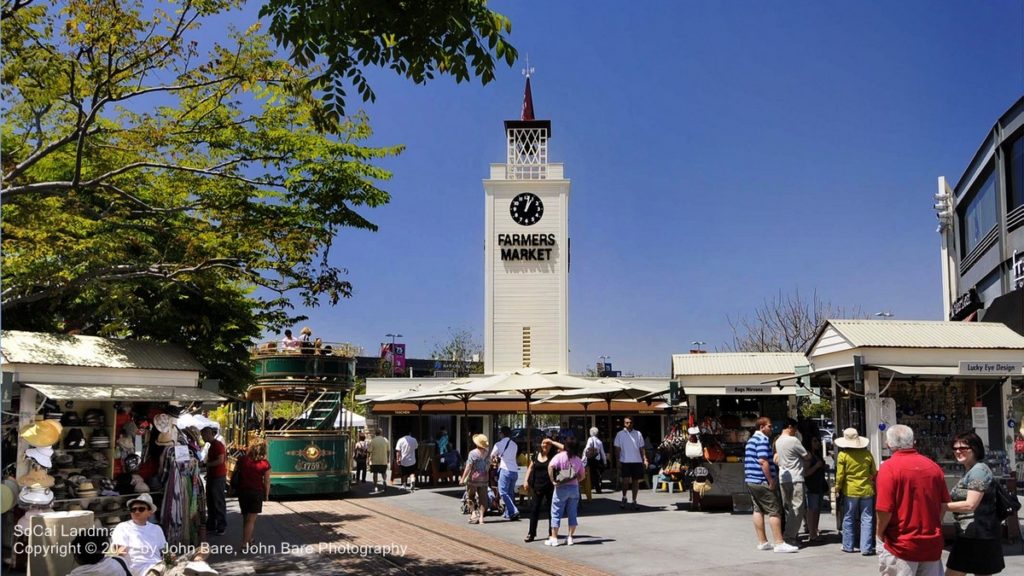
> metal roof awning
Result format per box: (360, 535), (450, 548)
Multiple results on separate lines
(25, 383), (227, 402)
(760, 364), (856, 386)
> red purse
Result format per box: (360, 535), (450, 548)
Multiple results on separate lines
(1014, 437), (1024, 454)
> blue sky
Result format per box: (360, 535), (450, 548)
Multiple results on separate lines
(236, 1), (1023, 375)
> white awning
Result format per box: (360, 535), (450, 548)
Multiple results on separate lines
(24, 383), (226, 402)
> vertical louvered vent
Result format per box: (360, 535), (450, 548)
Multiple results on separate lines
(522, 327), (532, 368)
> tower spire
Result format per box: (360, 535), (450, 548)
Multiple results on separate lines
(521, 56), (535, 121)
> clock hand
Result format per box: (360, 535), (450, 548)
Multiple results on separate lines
(524, 196), (533, 212)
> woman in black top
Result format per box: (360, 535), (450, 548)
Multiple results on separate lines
(522, 438), (563, 542)
(802, 434), (827, 541)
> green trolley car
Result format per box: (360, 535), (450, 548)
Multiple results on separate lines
(228, 341), (360, 498)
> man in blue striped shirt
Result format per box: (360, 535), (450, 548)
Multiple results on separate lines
(745, 417), (798, 553)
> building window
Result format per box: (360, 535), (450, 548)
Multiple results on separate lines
(1008, 131), (1024, 212)
(960, 166), (997, 255)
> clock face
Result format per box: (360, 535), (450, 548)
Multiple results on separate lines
(509, 193), (544, 226)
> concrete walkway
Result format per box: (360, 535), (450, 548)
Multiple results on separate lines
(206, 480), (1024, 576)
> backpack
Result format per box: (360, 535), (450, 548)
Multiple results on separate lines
(994, 480), (1022, 521)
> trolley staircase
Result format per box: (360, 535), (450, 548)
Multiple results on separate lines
(304, 389), (342, 430)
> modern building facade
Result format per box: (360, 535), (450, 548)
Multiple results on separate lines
(483, 75), (570, 373)
(938, 96), (1024, 331)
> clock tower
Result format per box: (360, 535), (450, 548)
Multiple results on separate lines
(484, 73), (570, 373)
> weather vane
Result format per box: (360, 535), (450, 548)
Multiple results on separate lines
(522, 54), (535, 79)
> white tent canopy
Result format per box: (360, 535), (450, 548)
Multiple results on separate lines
(334, 408), (366, 429)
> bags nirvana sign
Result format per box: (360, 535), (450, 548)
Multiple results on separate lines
(498, 233), (556, 261)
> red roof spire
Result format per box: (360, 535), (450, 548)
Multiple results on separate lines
(521, 57), (535, 121)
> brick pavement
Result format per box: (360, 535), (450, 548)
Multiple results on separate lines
(208, 495), (611, 576)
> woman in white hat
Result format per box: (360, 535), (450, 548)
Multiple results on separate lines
(110, 493), (166, 575)
(835, 427), (877, 555)
(460, 434), (491, 525)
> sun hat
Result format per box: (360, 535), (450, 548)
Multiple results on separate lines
(25, 446), (54, 469)
(76, 481), (98, 497)
(64, 428), (87, 449)
(89, 429), (110, 448)
(153, 413), (176, 434)
(17, 468), (55, 488)
(19, 484), (54, 506)
(104, 499), (123, 512)
(0, 484), (14, 513)
(156, 428), (177, 446)
(834, 427), (870, 449)
(83, 409), (106, 427)
(102, 514), (121, 526)
(126, 492), (157, 513)
(20, 420), (63, 447)
(472, 434), (489, 449)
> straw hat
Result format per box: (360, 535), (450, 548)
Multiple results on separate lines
(0, 484), (13, 513)
(17, 468), (54, 488)
(300, 326), (312, 336)
(126, 493), (157, 513)
(76, 481), (98, 497)
(25, 446), (54, 469)
(835, 427), (869, 449)
(472, 434), (489, 449)
(156, 428), (177, 447)
(20, 420), (62, 447)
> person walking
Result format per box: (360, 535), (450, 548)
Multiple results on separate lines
(490, 426), (521, 521)
(876, 424), (950, 576)
(802, 432), (827, 542)
(235, 440), (272, 553)
(201, 426), (227, 536)
(775, 418), (811, 546)
(461, 434), (491, 525)
(546, 436), (586, 547)
(614, 417), (647, 510)
(835, 427), (877, 555)
(368, 428), (390, 494)
(944, 431), (1004, 576)
(583, 427), (607, 495)
(523, 438), (563, 542)
(394, 431), (418, 491)
(745, 417), (796, 553)
(353, 433), (369, 484)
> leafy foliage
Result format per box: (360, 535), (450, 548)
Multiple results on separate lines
(726, 290), (864, 353)
(259, 0), (517, 122)
(1, 0), (401, 393)
(430, 327), (483, 377)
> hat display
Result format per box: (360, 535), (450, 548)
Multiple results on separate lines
(83, 409), (105, 427)
(60, 411), (82, 426)
(43, 402), (63, 421)
(64, 428), (87, 449)
(126, 492), (157, 513)
(20, 420), (62, 447)
(472, 433), (489, 449)
(835, 427), (870, 449)
(18, 484), (54, 506)
(156, 428), (178, 447)
(102, 514), (121, 526)
(76, 481), (98, 497)
(105, 499), (123, 512)
(17, 468), (55, 488)
(89, 429), (110, 448)
(25, 446), (54, 469)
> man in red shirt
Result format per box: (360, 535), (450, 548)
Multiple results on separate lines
(875, 424), (950, 576)
(202, 426), (228, 535)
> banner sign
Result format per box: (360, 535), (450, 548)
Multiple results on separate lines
(958, 361), (1022, 375)
(726, 386), (773, 395)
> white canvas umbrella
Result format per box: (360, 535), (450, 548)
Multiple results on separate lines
(333, 408), (366, 429)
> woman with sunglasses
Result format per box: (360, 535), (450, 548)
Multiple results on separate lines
(945, 431), (1004, 576)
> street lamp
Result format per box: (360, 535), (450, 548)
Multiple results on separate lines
(874, 312), (894, 319)
(691, 341), (706, 353)
(384, 333), (402, 376)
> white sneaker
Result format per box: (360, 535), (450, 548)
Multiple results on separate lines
(756, 542), (772, 551)
(544, 538), (560, 547)
(773, 543), (799, 553)
(566, 537), (574, 546)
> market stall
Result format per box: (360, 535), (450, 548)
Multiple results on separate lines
(1, 331), (224, 571)
(656, 352), (806, 510)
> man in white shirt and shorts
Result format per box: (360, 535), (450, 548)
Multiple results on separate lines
(614, 417), (648, 510)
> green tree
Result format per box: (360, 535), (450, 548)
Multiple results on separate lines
(431, 327), (483, 377)
(259, 0), (517, 121)
(1, 0), (401, 393)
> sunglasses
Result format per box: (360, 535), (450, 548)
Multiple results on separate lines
(130, 506), (150, 513)
(952, 446), (971, 452)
